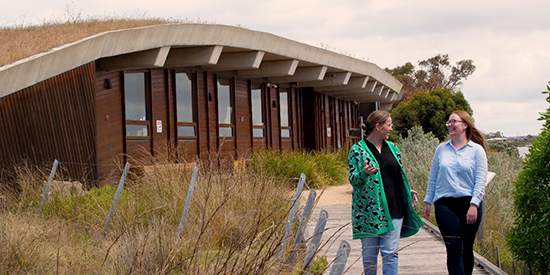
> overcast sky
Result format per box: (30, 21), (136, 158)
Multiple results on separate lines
(2, 0), (549, 136)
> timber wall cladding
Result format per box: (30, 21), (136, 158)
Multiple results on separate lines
(301, 89), (316, 150)
(280, 87), (293, 151)
(95, 70), (124, 182)
(234, 78), (252, 158)
(0, 62), (97, 181)
(292, 87), (303, 150)
(151, 69), (169, 158)
(196, 72), (209, 159)
(268, 85), (280, 150)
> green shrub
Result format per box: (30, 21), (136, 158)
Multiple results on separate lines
(398, 126), (440, 216)
(310, 255), (329, 275)
(487, 141), (520, 157)
(250, 150), (348, 188)
(507, 83), (550, 274)
(43, 186), (126, 230)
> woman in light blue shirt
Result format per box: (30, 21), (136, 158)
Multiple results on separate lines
(423, 110), (488, 275)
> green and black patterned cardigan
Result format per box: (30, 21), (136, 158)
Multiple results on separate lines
(348, 139), (423, 239)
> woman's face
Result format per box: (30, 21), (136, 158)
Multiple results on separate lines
(446, 113), (467, 137)
(377, 117), (393, 139)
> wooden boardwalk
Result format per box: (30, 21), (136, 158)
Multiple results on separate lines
(306, 205), (503, 275)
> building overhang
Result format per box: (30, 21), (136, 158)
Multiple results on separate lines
(0, 23), (402, 104)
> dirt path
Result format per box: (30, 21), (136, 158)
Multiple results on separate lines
(301, 183), (352, 207)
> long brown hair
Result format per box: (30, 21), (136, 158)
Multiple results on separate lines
(453, 110), (487, 151)
(363, 110), (390, 137)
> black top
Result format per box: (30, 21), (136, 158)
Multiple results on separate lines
(365, 139), (405, 219)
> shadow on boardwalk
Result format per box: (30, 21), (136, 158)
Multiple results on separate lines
(306, 205), (497, 275)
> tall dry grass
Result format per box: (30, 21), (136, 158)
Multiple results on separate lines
(0, 17), (196, 68)
(0, 153), (329, 274)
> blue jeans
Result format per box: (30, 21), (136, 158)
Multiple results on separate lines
(360, 218), (403, 275)
(434, 197), (483, 275)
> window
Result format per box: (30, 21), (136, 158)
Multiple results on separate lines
(176, 72), (196, 137)
(217, 76), (233, 137)
(125, 72), (149, 137)
(279, 91), (291, 138)
(251, 82), (265, 138)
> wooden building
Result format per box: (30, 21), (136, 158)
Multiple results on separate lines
(0, 24), (402, 184)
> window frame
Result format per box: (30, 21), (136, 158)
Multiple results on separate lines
(217, 75), (235, 138)
(124, 71), (151, 140)
(279, 90), (291, 139)
(175, 71), (198, 140)
(250, 81), (266, 139)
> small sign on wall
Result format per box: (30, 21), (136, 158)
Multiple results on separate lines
(156, 120), (162, 133)
(327, 127), (332, 137)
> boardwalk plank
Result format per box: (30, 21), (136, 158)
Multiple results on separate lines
(306, 205), (493, 274)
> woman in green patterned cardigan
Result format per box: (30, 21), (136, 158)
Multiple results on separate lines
(348, 110), (423, 275)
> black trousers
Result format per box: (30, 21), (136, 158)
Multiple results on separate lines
(434, 197), (483, 275)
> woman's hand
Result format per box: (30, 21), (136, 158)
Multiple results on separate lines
(423, 203), (431, 219)
(364, 162), (379, 175)
(411, 189), (418, 207)
(466, 204), (478, 224)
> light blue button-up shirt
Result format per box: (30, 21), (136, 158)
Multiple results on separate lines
(424, 140), (488, 207)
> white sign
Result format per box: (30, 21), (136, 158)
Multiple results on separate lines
(156, 120), (162, 133)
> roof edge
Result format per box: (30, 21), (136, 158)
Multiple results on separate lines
(0, 23), (402, 98)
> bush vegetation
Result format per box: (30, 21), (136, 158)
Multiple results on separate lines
(0, 157), (332, 274)
(507, 83), (550, 274)
(391, 88), (472, 140)
(250, 150), (348, 189)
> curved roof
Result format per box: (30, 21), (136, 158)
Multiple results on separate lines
(0, 23), (402, 104)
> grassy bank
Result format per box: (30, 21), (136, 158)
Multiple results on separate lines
(0, 160), (329, 274)
(250, 149), (349, 189)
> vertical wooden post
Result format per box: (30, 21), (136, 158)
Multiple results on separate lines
(496, 246), (501, 268)
(302, 209), (328, 273)
(39, 159), (59, 214)
(178, 166), (199, 236)
(330, 240), (351, 275)
(287, 189), (317, 266)
(279, 173), (305, 259)
(102, 162), (130, 236)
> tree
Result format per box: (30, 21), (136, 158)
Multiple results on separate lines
(386, 54), (476, 101)
(486, 131), (504, 139)
(507, 82), (550, 274)
(390, 88), (472, 140)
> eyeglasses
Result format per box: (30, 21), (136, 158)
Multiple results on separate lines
(446, 119), (465, 126)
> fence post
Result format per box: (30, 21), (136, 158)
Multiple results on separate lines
(329, 240), (351, 275)
(279, 173), (305, 259)
(102, 162), (130, 236)
(287, 189), (317, 266)
(178, 166), (199, 236)
(303, 209), (329, 274)
(496, 246), (501, 268)
(39, 159), (59, 214)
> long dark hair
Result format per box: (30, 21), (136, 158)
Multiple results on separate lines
(453, 110), (487, 151)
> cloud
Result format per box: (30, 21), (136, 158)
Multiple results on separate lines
(471, 100), (546, 136)
(1, 0), (549, 136)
